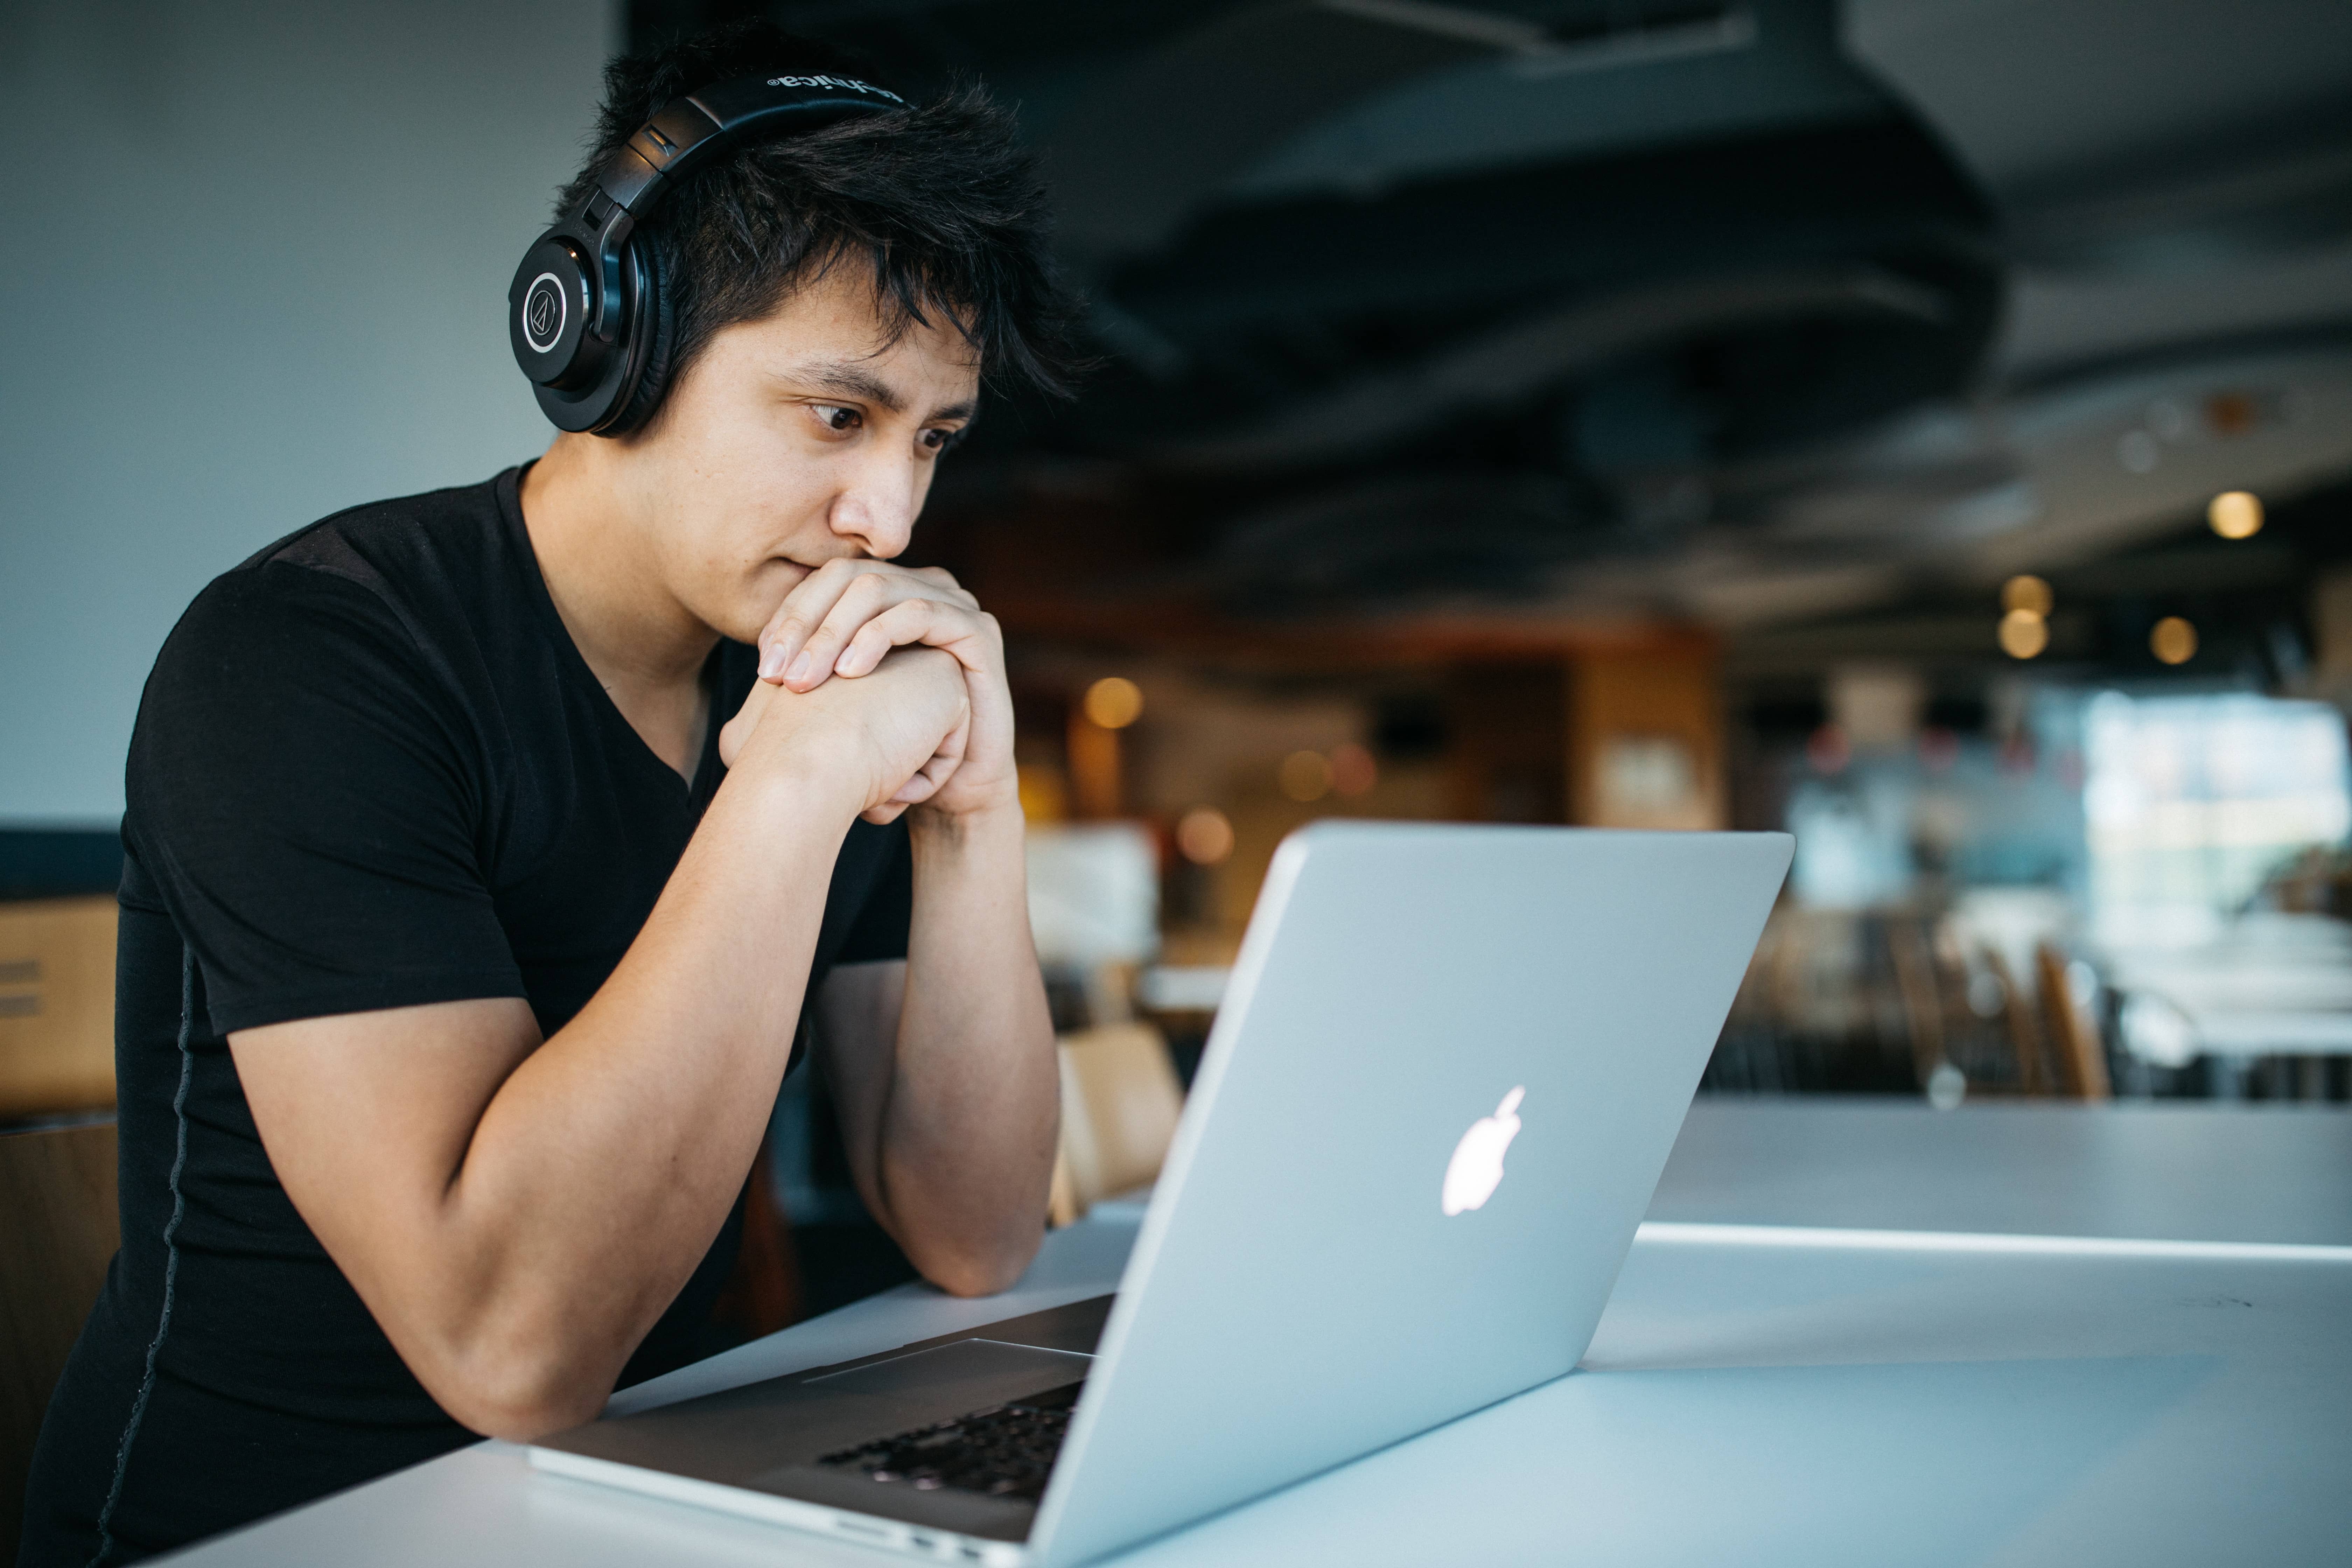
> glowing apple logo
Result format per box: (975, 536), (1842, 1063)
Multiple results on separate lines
(1441, 1086), (1525, 1216)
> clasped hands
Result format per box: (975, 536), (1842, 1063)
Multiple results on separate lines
(718, 559), (1015, 826)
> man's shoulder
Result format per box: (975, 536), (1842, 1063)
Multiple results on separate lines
(157, 469), (528, 696)
(172, 469), (527, 655)
(228, 468), (522, 603)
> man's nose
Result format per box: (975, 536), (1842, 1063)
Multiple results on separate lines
(830, 452), (917, 560)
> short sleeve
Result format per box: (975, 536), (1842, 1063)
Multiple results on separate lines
(126, 563), (524, 1034)
(831, 820), (912, 967)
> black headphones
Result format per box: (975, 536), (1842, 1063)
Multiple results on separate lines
(509, 71), (905, 436)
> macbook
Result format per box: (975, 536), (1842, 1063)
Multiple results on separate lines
(530, 821), (1793, 1564)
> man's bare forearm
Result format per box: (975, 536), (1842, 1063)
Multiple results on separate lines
(436, 758), (865, 1417)
(237, 751), (871, 1440)
(237, 652), (975, 1439)
(872, 800), (1058, 1294)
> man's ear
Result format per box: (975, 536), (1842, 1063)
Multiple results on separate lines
(603, 240), (683, 440)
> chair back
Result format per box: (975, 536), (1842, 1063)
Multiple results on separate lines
(0, 1118), (119, 1567)
(2035, 942), (2113, 1100)
(0, 896), (118, 1120)
(1980, 945), (2054, 1094)
(1885, 916), (1947, 1087)
(1049, 1023), (1184, 1226)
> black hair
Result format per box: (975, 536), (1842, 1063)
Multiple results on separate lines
(560, 20), (1087, 417)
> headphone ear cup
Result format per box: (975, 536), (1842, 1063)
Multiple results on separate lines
(600, 235), (678, 437)
(510, 233), (597, 390)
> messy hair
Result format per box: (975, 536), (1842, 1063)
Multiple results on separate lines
(559, 20), (1087, 413)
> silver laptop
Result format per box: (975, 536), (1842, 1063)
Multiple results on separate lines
(530, 822), (1792, 1565)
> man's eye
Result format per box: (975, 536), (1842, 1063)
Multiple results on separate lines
(813, 404), (861, 432)
(921, 427), (966, 453)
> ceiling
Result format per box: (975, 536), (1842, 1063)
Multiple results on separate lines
(636, 0), (2352, 648)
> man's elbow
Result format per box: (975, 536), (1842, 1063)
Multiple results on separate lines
(422, 1338), (611, 1442)
(913, 1228), (1042, 1299)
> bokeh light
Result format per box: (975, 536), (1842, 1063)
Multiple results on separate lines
(1175, 806), (1234, 865)
(2000, 575), (2053, 616)
(2207, 491), (2263, 540)
(1082, 676), (1143, 729)
(1998, 609), (2049, 659)
(1328, 741), (1378, 797)
(2150, 617), (2198, 665)
(1278, 750), (1332, 802)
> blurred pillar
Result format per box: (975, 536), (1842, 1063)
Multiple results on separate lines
(1566, 642), (1725, 830)
(1068, 713), (1122, 819)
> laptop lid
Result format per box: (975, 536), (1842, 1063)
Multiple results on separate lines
(1031, 823), (1791, 1566)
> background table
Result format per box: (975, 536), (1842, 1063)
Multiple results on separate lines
(162, 1102), (2352, 1567)
(1649, 1097), (2352, 1245)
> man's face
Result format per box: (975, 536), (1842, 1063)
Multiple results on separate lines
(622, 264), (981, 644)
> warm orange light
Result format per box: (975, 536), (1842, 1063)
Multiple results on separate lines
(2207, 491), (2262, 540)
(2000, 575), (2053, 616)
(1328, 741), (1378, 797)
(1082, 676), (1143, 729)
(1998, 609), (2049, 659)
(1175, 806), (1234, 866)
(2150, 617), (2198, 665)
(1278, 750), (1332, 803)
(1016, 763), (1068, 824)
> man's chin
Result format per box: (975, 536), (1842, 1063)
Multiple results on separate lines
(727, 564), (816, 644)
(700, 599), (773, 649)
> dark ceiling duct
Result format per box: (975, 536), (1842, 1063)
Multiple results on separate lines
(1037, 3), (1509, 266)
(1073, 108), (2000, 477)
(1156, 265), (1952, 471)
(2005, 117), (2352, 276)
(708, 0), (2010, 611)
(1208, 470), (1607, 611)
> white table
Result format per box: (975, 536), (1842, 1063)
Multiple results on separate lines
(1650, 1097), (2352, 1246)
(2191, 1010), (2352, 1054)
(163, 1104), (2352, 1567)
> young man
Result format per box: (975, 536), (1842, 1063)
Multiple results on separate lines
(23, 23), (1084, 1565)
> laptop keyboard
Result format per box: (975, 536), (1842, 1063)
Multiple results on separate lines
(817, 1381), (1084, 1504)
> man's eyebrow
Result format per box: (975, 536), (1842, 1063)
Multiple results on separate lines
(788, 361), (978, 425)
(795, 361), (905, 415)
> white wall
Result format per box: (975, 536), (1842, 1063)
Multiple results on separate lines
(0, 0), (619, 825)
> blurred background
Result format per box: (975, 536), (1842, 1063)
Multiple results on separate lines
(6, 0), (2352, 1332)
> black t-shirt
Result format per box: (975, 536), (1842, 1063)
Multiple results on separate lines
(22, 468), (911, 1566)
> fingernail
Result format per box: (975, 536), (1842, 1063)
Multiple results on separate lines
(786, 652), (814, 684)
(758, 644), (787, 680)
(835, 649), (859, 676)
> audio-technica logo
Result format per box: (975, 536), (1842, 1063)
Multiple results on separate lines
(523, 273), (566, 353)
(766, 74), (904, 103)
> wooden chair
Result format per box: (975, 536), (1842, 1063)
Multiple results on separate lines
(2035, 942), (2113, 1101)
(1048, 1023), (1184, 1228)
(1885, 915), (1948, 1090)
(0, 896), (118, 1121)
(1, 1118), (119, 1564)
(1980, 946), (2054, 1095)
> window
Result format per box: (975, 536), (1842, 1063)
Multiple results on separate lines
(2082, 692), (2352, 948)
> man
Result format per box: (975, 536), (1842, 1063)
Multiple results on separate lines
(23, 22), (1084, 1564)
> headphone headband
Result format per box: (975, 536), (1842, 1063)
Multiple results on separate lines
(510, 72), (905, 435)
(596, 74), (905, 218)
